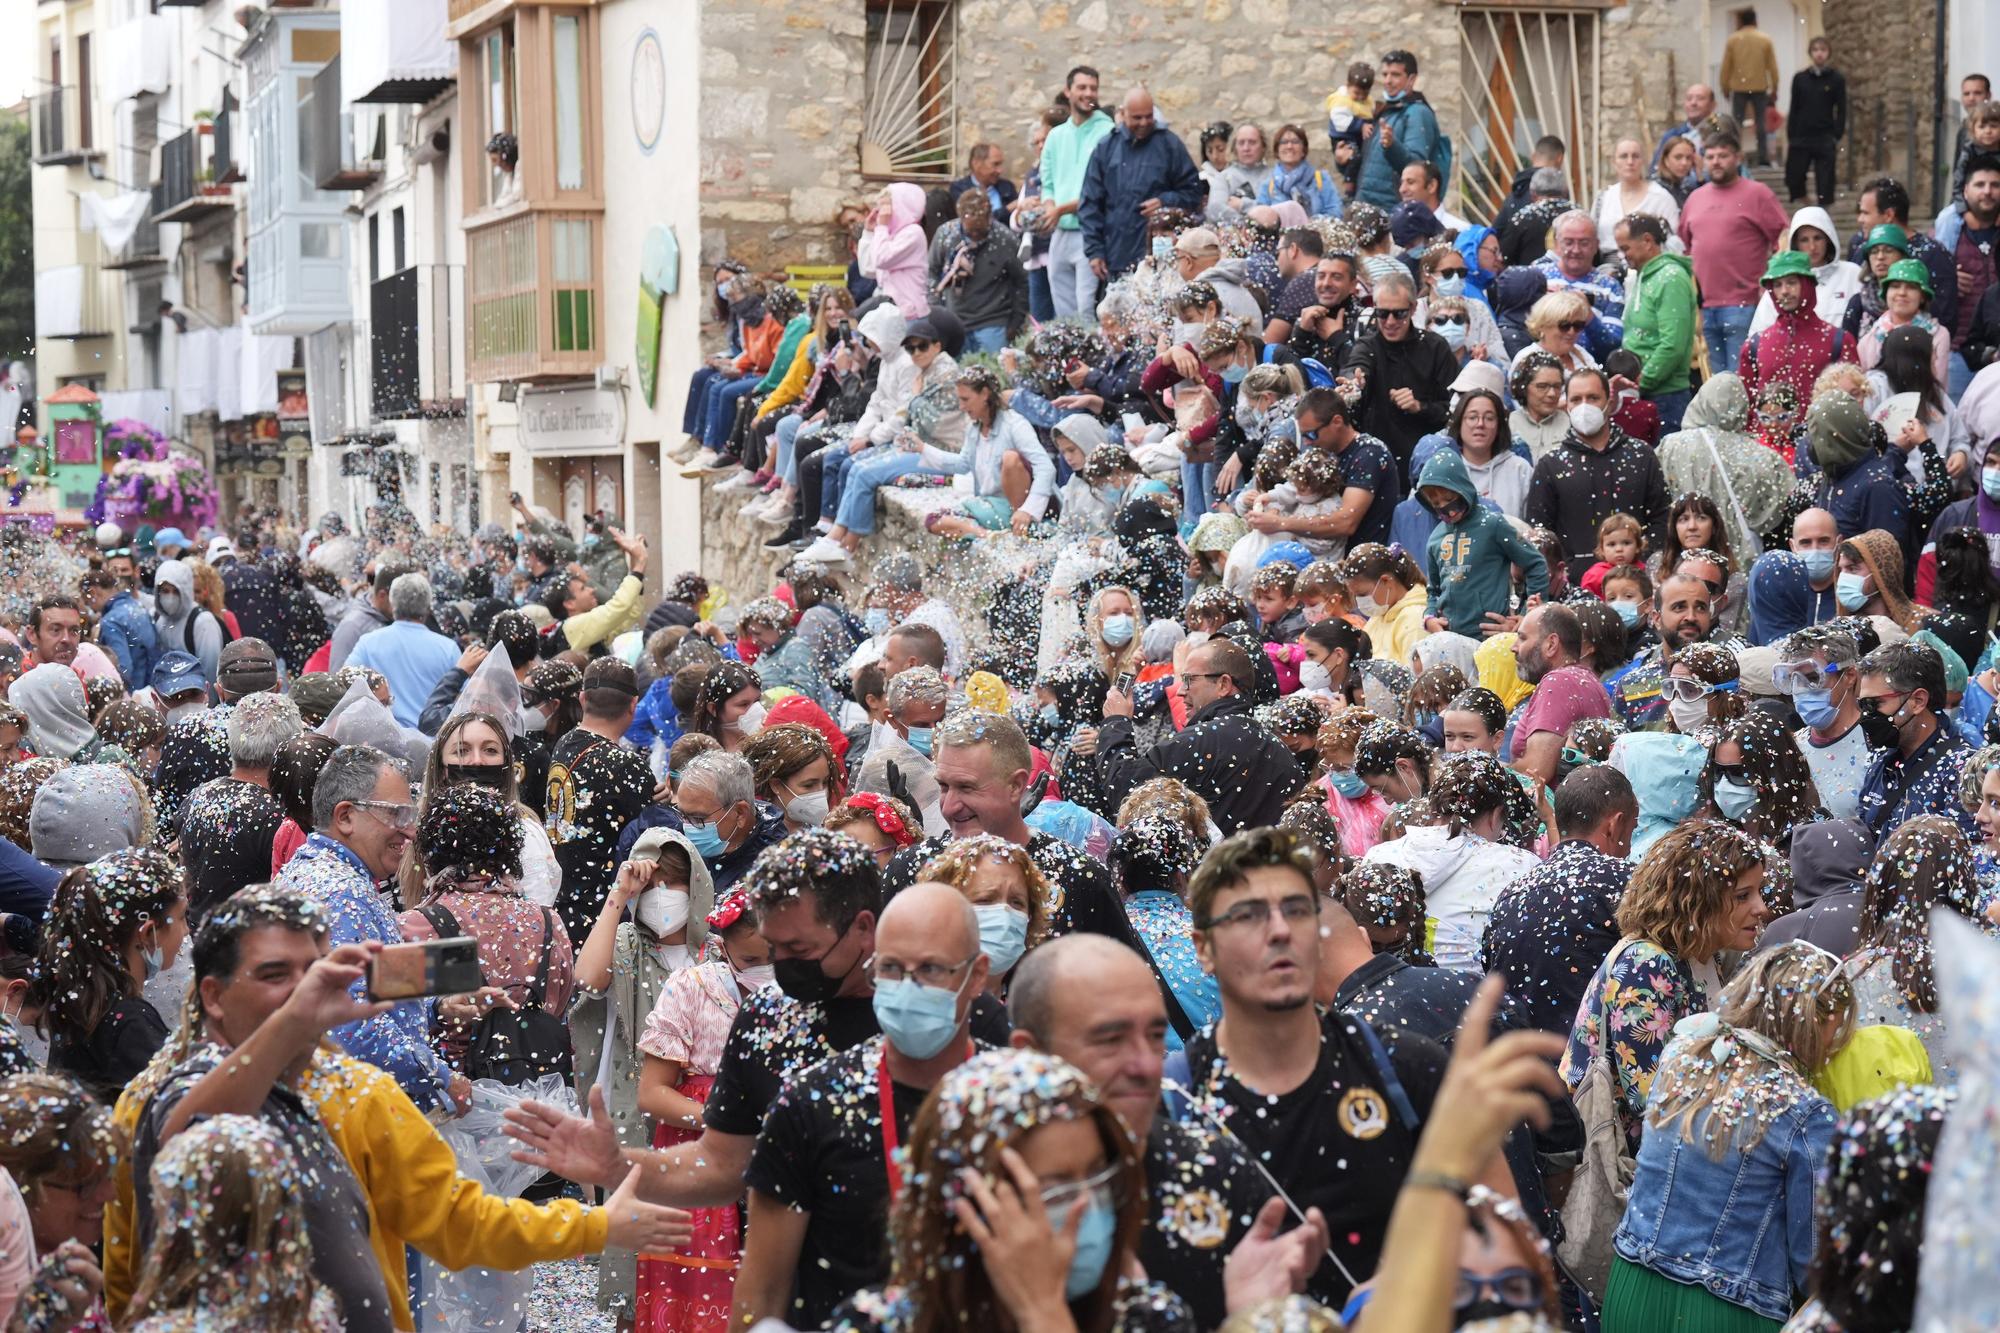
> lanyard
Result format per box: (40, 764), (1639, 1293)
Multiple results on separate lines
(878, 1039), (974, 1202)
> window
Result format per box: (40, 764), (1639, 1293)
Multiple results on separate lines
(300, 222), (341, 259)
(482, 25), (516, 205)
(551, 217), (593, 352)
(76, 34), (92, 149)
(391, 206), (406, 272)
(552, 14), (583, 191)
(861, 0), (956, 178)
(368, 212), (380, 282)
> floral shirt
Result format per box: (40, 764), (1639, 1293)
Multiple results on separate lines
(1560, 937), (1709, 1151)
(1125, 890), (1220, 1053)
(637, 959), (744, 1076)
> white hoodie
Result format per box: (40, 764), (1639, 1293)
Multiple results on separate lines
(851, 305), (915, 445)
(1364, 824), (1541, 971)
(1748, 205), (1864, 337)
(151, 558), (223, 685)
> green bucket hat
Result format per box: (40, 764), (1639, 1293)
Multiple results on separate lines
(1761, 250), (1814, 284)
(1884, 257), (1934, 299)
(1864, 222), (1910, 254)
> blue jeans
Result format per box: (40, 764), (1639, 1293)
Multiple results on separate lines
(683, 365), (727, 436)
(837, 448), (945, 535)
(1703, 306), (1754, 375)
(1649, 387), (1692, 434)
(1950, 350), (1974, 400)
(1028, 267), (1055, 323)
(820, 446), (860, 520)
(703, 376), (761, 450)
(965, 323), (1010, 354)
(1180, 458), (1221, 518)
(775, 415), (807, 484)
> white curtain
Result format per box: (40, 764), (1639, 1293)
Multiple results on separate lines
(79, 191), (154, 254)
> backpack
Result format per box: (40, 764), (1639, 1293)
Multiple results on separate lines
(1556, 938), (1641, 1303)
(419, 902), (574, 1085)
(183, 607), (233, 655)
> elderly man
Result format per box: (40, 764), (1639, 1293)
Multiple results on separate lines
(1171, 227), (1263, 325)
(1533, 209), (1625, 341)
(1616, 213), (1699, 429)
(1525, 368), (1669, 582)
(927, 189), (1028, 354)
(177, 692), (301, 916)
(1078, 88), (1205, 281)
(344, 572), (461, 729)
(948, 141), (1016, 215)
(1340, 270), (1457, 471)
(1652, 83), (1718, 177)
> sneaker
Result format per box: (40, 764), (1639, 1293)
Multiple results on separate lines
(813, 517), (835, 534)
(696, 455), (743, 477)
(738, 490), (774, 517)
(761, 475), (784, 493)
(678, 448), (723, 477)
(765, 521), (806, 549)
(667, 437), (704, 464)
(714, 468), (757, 493)
(797, 536), (853, 566)
(756, 493), (796, 525)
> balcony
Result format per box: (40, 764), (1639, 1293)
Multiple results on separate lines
(307, 57), (380, 191)
(31, 87), (99, 166)
(35, 264), (116, 340)
(370, 264), (466, 419)
(466, 209), (601, 384)
(154, 128), (234, 224)
(102, 190), (165, 269)
(214, 99), (243, 185)
(344, 0), (453, 104)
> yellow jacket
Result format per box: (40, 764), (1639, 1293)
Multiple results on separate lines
(105, 1051), (608, 1330)
(562, 572), (645, 655)
(1365, 583), (1431, 670)
(1720, 29), (1779, 95)
(755, 335), (822, 423)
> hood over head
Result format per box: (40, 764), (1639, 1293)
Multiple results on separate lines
(1416, 448), (1480, 512)
(1841, 528), (1919, 631)
(1490, 267), (1549, 323)
(153, 558), (197, 607)
(29, 763), (144, 867)
(1784, 205), (1844, 264)
(855, 303), (909, 357)
(1683, 371), (1751, 434)
(628, 824), (717, 950)
(1788, 817), (1872, 907)
(1610, 731), (1710, 860)
(12, 663), (94, 760)
(883, 183), (928, 235)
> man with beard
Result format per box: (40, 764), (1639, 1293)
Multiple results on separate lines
(1607, 572), (1725, 729)
(1507, 604), (1611, 783)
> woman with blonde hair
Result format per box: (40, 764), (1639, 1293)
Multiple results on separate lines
(1562, 819), (1772, 1150)
(1510, 288), (1600, 376)
(826, 1048), (1189, 1333)
(124, 1115), (341, 1330)
(742, 721), (841, 833)
(1080, 584), (1146, 682)
(1601, 942), (1851, 1331)
(918, 834), (1050, 993)
(187, 561), (240, 640)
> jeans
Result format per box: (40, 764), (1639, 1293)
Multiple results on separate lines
(1731, 90), (1772, 163)
(1785, 136), (1838, 204)
(821, 445), (861, 521)
(1048, 228), (1099, 318)
(775, 415), (807, 484)
(1648, 387), (1693, 434)
(683, 365), (728, 436)
(836, 447), (945, 535)
(1703, 306), (1754, 374)
(1950, 350), (1975, 400)
(1180, 458), (1221, 518)
(702, 376), (762, 450)
(1028, 266), (1055, 323)
(965, 323), (1010, 354)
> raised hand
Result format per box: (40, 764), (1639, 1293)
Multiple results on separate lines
(505, 1082), (626, 1189)
(605, 1165), (697, 1255)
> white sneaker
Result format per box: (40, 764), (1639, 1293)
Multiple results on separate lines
(714, 468), (758, 493)
(814, 517), (834, 534)
(678, 449), (723, 477)
(755, 493), (795, 524)
(668, 437), (703, 464)
(796, 536), (852, 566)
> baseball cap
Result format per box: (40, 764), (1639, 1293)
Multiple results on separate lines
(217, 638), (280, 693)
(1449, 361), (1506, 398)
(150, 651), (206, 699)
(154, 527), (190, 553)
(206, 535), (238, 562)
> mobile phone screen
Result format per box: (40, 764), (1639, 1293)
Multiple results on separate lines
(367, 937), (484, 1001)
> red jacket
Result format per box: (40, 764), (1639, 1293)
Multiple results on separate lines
(1738, 276), (1855, 431)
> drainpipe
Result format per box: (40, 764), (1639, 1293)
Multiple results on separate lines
(1934, 0), (1950, 214)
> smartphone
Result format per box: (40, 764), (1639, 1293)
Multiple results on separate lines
(1112, 671), (1135, 696)
(368, 936), (484, 1001)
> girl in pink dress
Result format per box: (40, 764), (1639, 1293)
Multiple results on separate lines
(631, 893), (774, 1333)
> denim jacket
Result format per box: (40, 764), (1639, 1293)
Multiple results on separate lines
(98, 589), (161, 690)
(1613, 1055), (1837, 1322)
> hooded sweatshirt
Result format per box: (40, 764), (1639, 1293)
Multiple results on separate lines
(1749, 208), (1864, 336)
(1609, 731), (1708, 859)
(1842, 527), (1920, 631)
(1622, 250), (1698, 393)
(1455, 226), (1498, 306)
(1739, 270), (1856, 431)
(1363, 823), (1540, 971)
(857, 183), (931, 318)
(1419, 450), (1549, 635)
(1759, 818), (1873, 955)
(1807, 393), (1909, 543)
(151, 559), (223, 685)
(1196, 257), (1266, 326)
(12, 663), (98, 761)
(849, 305), (917, 445)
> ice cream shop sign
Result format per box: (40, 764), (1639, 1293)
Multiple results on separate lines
(517, 384), (625, 458)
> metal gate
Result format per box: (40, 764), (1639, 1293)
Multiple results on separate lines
(860, 0), (958, 179)
(1457, 7), (1602, 223)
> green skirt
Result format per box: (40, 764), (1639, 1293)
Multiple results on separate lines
(1600, 1257), (1786, 1333)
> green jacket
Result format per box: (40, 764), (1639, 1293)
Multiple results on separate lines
(754, 315), (813, 394)
(1038, 110), (1114, 229)
(1623, 251), (1697, 394)
(1419, 450), (1549, 635)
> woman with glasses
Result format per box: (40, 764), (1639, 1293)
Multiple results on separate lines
(1845, 815), (1984, 1084)
(1510, 290), (1601, 378)
(827, 1047), (1189, 1333)
(1698, 710), (1829, 855)
(1563, 820), (1772, 1151)
(1600, 941), (1850, 1333)
(1508, 350), (1573, 462)
(0, 1071), (125, 1331)
(1664, 641), (1747, 740)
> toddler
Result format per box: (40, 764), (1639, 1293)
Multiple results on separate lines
(1580, 512), (1644, 599)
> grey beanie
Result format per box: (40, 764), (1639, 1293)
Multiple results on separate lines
(1053, 413), (1110, 452)
(29, 764), (145, 868)
(1141, 619), (1185, 665)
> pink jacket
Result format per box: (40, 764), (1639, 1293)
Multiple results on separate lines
(859, 182), (932, 317)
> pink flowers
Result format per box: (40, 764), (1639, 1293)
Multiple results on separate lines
(87, 419), (220, 529)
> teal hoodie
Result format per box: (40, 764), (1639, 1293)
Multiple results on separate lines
(1420, 450), (1549, 635)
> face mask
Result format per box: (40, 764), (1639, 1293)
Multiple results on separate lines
(1327, 768), (1368, 798)
(1436, 320), (1467, 350)
(1983, 468), (2000, 502)
(636, 886), (691, 937)
(1568, 402), (1607, 436)
(1456, 1299), (1520, 1327)
(864, 608), (892, 636)
(140, 928), (168, 980)
(1039, 702), (1063, 725)
(444, 762), (511, 790)
(1355, 594), (1382, 617)
(1065, 1196), (1118, 1299)
(1794, 686), (1840, 731)
(772, 922), (854, 1003)
(1797, 548), (1836, 582)
(1221, 363), (1248, 385)
(1835, 571), (1871, 611)
(1185, 631), (1211, 648)
(1299, 659), (1333, 692)
(683, 814), (731, 860)
(1713, 775), (1759, 821)
(1668, 696), (1713, 735)
(734, 963), (776, 992)
(872, 973), (968, 1060)
(524, 707), (550, 733)
(1171, 320), (1207, 347)
(1610, 599), (1640, 627)
(975, 903), (1030, 975)
(1102, 614), (1135, 646)
(166, 701), (206, 725)
(783, 787), (831, 828)
(903, 725), (934, 757)
(156, 589), (182, 616)
(1433, 274), (1466, 299)
(1301, 602), (1331, 625)
(1152, 236), (1174, 265)
(732, 702), (767, 736)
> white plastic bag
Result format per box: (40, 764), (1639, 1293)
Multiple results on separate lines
(416, 1076), (579, 1332)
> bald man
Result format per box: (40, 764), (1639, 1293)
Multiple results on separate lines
(1743, 507), (1839, 645)
(738, 883), (992, 1328)
(1652, 83), (1718, 179)
(1008, 934), (1322, 1328)
(1078, 87), (1204, 281)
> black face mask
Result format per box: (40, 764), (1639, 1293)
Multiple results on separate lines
(1858, 706), (1900, 748)
(1456, 1300), (1524, 1326)
(444, 762), (512, 791)
(772, 922), (858, 1004)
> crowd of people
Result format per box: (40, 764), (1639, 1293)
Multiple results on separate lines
(4, 38), (2000, 1333)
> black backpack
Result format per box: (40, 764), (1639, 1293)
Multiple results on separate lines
(419, 902), (574, 1085)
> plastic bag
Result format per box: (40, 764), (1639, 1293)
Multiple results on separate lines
(447, 645), (526, 739)
(416, 1075), (579, 1332)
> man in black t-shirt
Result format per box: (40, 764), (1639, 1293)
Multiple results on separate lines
(545, 659), (653, 940)
(177, 692), (300, 918)
(1270, 388), (1399, 551)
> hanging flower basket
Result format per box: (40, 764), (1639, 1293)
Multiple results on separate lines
(84, 419), (221, 531)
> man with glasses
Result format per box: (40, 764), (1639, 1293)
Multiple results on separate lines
(1532, 211), (1626, 341)
(1173, 828), (1462, 1307)
(1775, 623), (1877, 820)
(1854, 640), (1979, 840)
(1607, 571), (1722, 729)
(1339, 269), (1457, 472)
(1525, 368), (1670, 584)
(275, 742), (464, 1116)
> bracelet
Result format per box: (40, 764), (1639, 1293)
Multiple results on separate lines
(1404, 1169), (1474, 1203)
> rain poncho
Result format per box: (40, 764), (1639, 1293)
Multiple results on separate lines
(1656, 373), (1794, 559)
(1608, 731), (1708, 860)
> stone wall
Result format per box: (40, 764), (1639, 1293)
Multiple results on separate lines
(1824, 0), (1944, 206)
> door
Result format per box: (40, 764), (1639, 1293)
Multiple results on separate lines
(559, 457), (622, 533)
(76, 34), (92, 150)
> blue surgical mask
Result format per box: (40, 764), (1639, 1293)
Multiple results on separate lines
(1713, 775), (1759, 821)
(1065, 1196), (1118, 1298)
(1221, 364), (1248, 385)
(864, 608), (892, 636)
(975, 903), (1030, 975)
(1038, 703), (1062, 725)
(872, 974), (967, 1060)
(1983, 467), (2000, 502)
(1835, 571), (1871, 611)
(1102, 613), (1135, 646)
(1435, 320), (1467, 350)
(1611, 599), (1640, 627)
(903, 725), (934, 757)
(1793, 687), (1840, 731)
(1433, 274), (1466, 298)
(683, 817), (727, 860)
(1328, 768), (1368, 798)
(1798, 549), (1836, 582)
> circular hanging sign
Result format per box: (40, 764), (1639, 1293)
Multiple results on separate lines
(631, 29), (665, 156)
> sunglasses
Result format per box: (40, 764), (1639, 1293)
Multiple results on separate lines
(1858, 689), (1909, 716)
(1431, 315), (1467, 327)
(903, 340), (934, 352)
(1375, 307), (1413, 321)
(1435, 267), (1468, 279)
(1557, 320), (1589, 333)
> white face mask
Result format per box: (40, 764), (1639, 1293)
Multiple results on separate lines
(1299, 659), (1333, 692)
(156, 588), (183, 615)
(733, 962), (777, 992)
(732, 701), (767, 736)
(166, 701), (206, 724)
(1667, 696), (1713, 735)
(1356, 594), (1382, 617)
(636, 886), (691, 937)
(783, 787), (831, 827)
(523, 707), (549, 733)
(1569, 402), (1607, 436)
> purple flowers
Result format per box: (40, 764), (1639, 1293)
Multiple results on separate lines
(84, 418), (220, 529)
